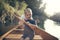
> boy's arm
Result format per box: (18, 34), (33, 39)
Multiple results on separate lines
(14, 13), (37, 29)
(14, 13), (21, 21)
(24, 21), (37, 30)
(14, 13), (24, 26)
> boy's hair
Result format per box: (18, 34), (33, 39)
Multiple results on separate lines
(24, 8), (32, 15)
(24, 8), (33, 19)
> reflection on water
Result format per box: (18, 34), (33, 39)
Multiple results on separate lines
(44, 19), (60, 40)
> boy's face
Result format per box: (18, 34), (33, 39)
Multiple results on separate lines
(24, 10), (31, 20)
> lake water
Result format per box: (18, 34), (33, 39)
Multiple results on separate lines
(44, 19), (60, 40)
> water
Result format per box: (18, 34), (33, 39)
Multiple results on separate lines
(44, 19), (60, 40)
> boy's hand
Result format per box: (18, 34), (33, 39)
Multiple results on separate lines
(19, 19), (25, 26)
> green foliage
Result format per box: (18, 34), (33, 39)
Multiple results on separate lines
(0, 0), (28, 26)
(15, 1), (27, 15)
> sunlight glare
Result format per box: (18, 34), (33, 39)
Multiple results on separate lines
(40, 0), (60, 17)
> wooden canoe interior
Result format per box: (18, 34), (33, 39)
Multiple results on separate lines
(1, 26), (42, 40)
(0, 25), (58, 40)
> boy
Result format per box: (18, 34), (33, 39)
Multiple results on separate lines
(15, 8), (37, 40)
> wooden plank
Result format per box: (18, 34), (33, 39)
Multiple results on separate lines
(3, 34), (22, 40)
(34, 35), (43, 40)
(5, 34), (23, 38)
(13, 29), (24, 31)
